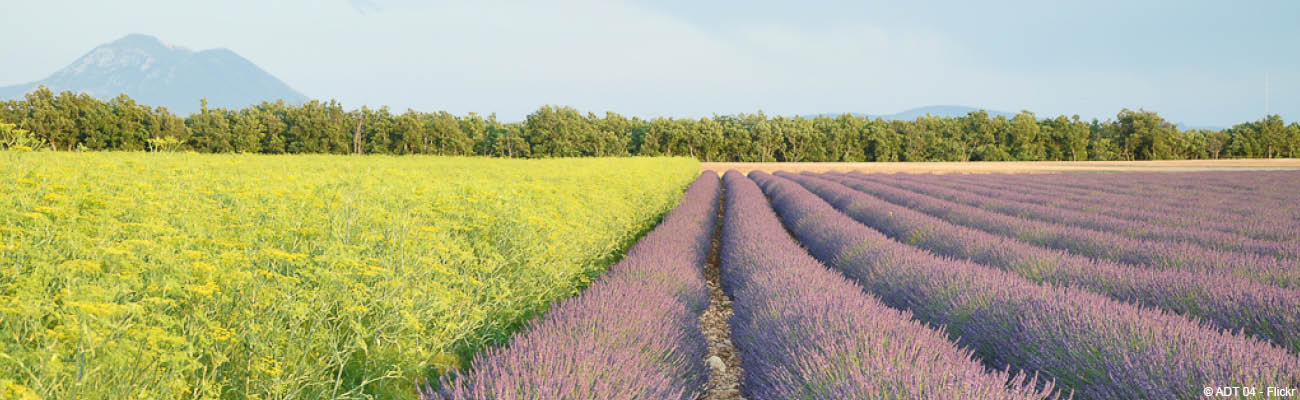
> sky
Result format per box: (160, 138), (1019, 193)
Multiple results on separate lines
(1, 0), (1297, 127)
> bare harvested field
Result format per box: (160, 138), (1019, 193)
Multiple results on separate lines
(702, 158), (1300, 174)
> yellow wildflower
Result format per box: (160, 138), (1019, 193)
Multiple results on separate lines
(67, 301), (126, 316)
(102, 247), (131, 257)
(192, 261), (216, 274)
(185, 282), (219, 297)
(209, 325), (234, 342)
(0, 379), (41, 400)
(253, 357), (282, 377)
(60, 260), (102, 274)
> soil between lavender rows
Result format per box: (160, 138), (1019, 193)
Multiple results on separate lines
(700, 185), (746, 400)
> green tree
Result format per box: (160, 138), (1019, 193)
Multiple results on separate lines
(1229, 115), (1289, 158)
(525, 106), (590, 157)
(429, 111), (471, 155)
(187, 99), (234, 152)
(393, 110), (427, 154)
(461, 112), (491, 155)
(1042, 115), (1089, 161)
(864, 120), (901, 162)
(1007, 111), (1045, 161)
(1114, 109), (1178, 160)
(489, 123), (530, 158)
(958, 111), (996, 161)
(693, 117), (726, 162)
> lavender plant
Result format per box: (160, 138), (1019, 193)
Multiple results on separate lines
(751, 171), (1300, 399)
(851, 172), (1300, 260)
(900, 172), (1300, 244)
(776, 171), (1300, 353)
(720, 171), (1054, 400)
(823, 172), (1299, 288)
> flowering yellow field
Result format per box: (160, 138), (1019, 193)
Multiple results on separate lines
(0, 152), (698, 399)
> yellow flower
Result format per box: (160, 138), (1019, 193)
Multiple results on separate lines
(60, 260), (102, 274)
(253, 357), (282, 377)
(192, 261), (216, 274)
(102, 247), (131, 257)
(141, 297), (178, 308)
(67, 301), (126, 316)
(185, 282), (219, 297)
(0, 379), (41, 400)
(360, 264), (390, 278)
(209, 325), (234, 342)
(262, 248), (307, 263)
(0, 153), (701, 398)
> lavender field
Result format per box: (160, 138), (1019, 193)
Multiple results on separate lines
(431, 169), (1300, 400)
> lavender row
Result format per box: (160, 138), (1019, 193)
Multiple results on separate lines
(983, 171), (1300, 221)
(946, 171), (1300, 246)
(837, 170), (1294, 276)
(777, 171), (1300, 353)
(425, 173), (720, 400)
(1004, 169), (1300, 200)
(852, 172), (1300, 260)
(890, 171), (1300, 242)
(965, 171), (1300, 222)
(1030, 170), (1300, 204)
(965, 173), (1300, 242)
(751, 171), (1300, 399)
(719, 171), (1053, 400)
(911, 173), (1300, 244)
(824, 172), (1300, 288)
(1003, 171), (1300, 225)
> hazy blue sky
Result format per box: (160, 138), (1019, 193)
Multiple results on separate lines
(2, 0), (1296, 126)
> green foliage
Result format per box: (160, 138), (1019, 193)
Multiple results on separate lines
(146, 136), (184, 152)
(1, 86), (1295, 161)
(0, 153), (699, 399)
(0, 123), (45, 152)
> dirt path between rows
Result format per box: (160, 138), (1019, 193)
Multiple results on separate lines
(700, 186), (745, 400)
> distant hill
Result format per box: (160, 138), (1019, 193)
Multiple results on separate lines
(0, 34), (307, 115)
(1177, 123), (1228, 131)
(803, 105), (1015, 121)
(879, 105), (1015, 120)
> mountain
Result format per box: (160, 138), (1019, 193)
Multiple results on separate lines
(1177, 123), (1228, 131)
(802, 105), (1015, 121)
(0, 34), (307, 115)
(878, 105), (1015, 120)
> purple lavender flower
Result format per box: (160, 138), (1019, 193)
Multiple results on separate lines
(721, 171), (1054, 400)
(751, 171), (1300, 399)
(773, 171), (1300, 353)
(822, 171), (1299, 288)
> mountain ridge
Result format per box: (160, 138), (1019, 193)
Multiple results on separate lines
(0, 34), (307, 115)
(802, 105), (1015, 121)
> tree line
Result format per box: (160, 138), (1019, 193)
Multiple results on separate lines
(3, 86), (1298, 161)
